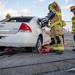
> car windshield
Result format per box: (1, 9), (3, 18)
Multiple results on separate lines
(1, 17), (33, 22)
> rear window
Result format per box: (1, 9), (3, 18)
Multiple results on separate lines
(1, 17), (33, 22)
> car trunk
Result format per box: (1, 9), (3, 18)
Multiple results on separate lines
(0, 22), (22, 34)
(0, 17), (33, 34)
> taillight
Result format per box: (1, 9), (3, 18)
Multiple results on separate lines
(19, 23), (32, 32)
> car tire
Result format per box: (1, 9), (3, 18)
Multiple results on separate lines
(25, 47), (32, 52)
(32, 37), (42, 53)
(0, 46), (6, 51)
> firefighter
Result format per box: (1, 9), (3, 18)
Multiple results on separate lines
(70, 6), (75, 51)
(45, 1), (64, 54)
(6, 14), (11, 18)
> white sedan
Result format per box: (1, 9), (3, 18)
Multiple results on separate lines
(0, 16), (50, 52)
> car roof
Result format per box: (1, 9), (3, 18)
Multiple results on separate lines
(9, 16), (34, 19)
(1, 16), (41, 22)
(1, 16), (35, 22)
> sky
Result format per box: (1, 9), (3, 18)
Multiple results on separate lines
(0, 0), (75, 31)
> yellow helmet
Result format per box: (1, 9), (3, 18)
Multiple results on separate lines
(6, 14), (11, 18)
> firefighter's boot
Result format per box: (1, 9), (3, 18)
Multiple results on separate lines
(56, 50), (63, 54)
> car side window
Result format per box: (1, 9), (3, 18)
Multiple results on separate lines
(37, 19), (42, 26)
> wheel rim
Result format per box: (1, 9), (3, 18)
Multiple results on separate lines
(37, 38), (42, 51)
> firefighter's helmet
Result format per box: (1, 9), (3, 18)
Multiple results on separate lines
(70, 6), (75, 11)
(6, 14), (11, 18)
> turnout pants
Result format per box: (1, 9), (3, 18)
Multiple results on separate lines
(50, 25), (64, 51)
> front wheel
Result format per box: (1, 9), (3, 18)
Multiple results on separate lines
(0, 46), (6, 51)
(32, 37), (42, 53)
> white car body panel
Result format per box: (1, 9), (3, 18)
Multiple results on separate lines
(0, 17), (50, 47)
(42, 27), (51, 45)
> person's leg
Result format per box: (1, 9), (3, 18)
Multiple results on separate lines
(56, 35), (64, 54)
(50, 28), (55, 45)
(50, 27), (57, 52)
(54, 25), (64, 54)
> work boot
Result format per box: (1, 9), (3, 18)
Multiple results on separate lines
(56, 50), (63, 54)
(72, 49), (75, 51)
(50, 50), (56, 53)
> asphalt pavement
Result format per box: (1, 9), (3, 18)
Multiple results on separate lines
(0, 33), (75, 75)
